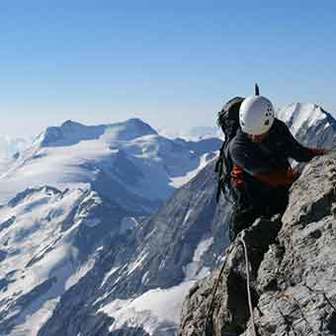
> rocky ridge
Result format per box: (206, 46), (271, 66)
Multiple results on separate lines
(179, 152), (336, 335)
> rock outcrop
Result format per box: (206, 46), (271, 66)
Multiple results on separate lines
(179, 153), (336, 336)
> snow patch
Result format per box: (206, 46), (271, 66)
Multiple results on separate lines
(141, 271), (150, 285)
(65, 258), (96, 290)
(0, 187), (106, 336)
(184, 237), (214, 281)
(169, 153), (213, 188)
(101, 266), (120, 288)
(278, 103), (327, 136)
(99, 281), (195, 335)
(182, 209), (193, 226)
(127, 252), (148, 275)
(10, 298), (60, 336)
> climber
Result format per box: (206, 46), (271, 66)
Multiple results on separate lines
(227, 95), (329, 240)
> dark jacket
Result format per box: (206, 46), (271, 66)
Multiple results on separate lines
(228, 118), (315, 214)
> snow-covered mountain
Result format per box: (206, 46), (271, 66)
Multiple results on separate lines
(1, 104), (336, 336)
(0, 119), (221, 207)
(0, 118), (221, 336)
(278, 102), (336, 148)
(0, 186), (128, 334)
(36, 162), (224, 336)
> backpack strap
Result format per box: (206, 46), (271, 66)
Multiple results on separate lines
(215, 140), (235, 203)
(215, 142), (225, 202)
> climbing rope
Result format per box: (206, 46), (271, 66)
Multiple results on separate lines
(202, 231), (257, 336)
(202, 244), (234, 336)
(239, 232), (257, 336)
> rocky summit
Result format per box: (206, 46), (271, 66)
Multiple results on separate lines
(179, 152), (336, 336)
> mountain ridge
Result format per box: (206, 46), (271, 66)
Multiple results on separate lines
(36, 118), (158, 148)
(0, 118), (221, 206)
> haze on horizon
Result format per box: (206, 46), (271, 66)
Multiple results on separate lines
(0, 0), (335, 138)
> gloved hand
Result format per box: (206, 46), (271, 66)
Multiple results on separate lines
(309, 148), (329, 156)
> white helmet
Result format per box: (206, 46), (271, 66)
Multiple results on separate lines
(239, 96), (275, 135)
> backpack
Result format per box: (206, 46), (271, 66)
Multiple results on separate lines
(215, 96), (245, 202)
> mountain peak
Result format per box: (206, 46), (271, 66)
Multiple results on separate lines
(60, 120), (85, 129)
(37, 122), (105, 147)
(112, 118), (158, 139)
(126, 117), (149, 125)
(35, 118), (158, 148)
(278, 102), (335, 136)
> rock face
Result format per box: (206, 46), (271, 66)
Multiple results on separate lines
(179, 153), (336, 335)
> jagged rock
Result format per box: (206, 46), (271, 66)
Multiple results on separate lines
(179, 216), (282, 336)
(179, 153), (336, 336)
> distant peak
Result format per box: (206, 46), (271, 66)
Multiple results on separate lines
(103, 118), (158, 141)
(124, 118), (158, 133)
(278, 102), (335, 135)
(126, 118), (145, 124)
(60, 120), (85, 128)
(37, 120), (106, 147)
(33, 118), (159, 148)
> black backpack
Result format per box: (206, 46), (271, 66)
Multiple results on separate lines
(215, 96), (245, 202)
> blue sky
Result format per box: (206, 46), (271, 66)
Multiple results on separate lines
(0, 1), (335, 137)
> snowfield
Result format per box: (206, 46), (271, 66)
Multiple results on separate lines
(0, 187), (91, 334)
(99, 281), (195, 335)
